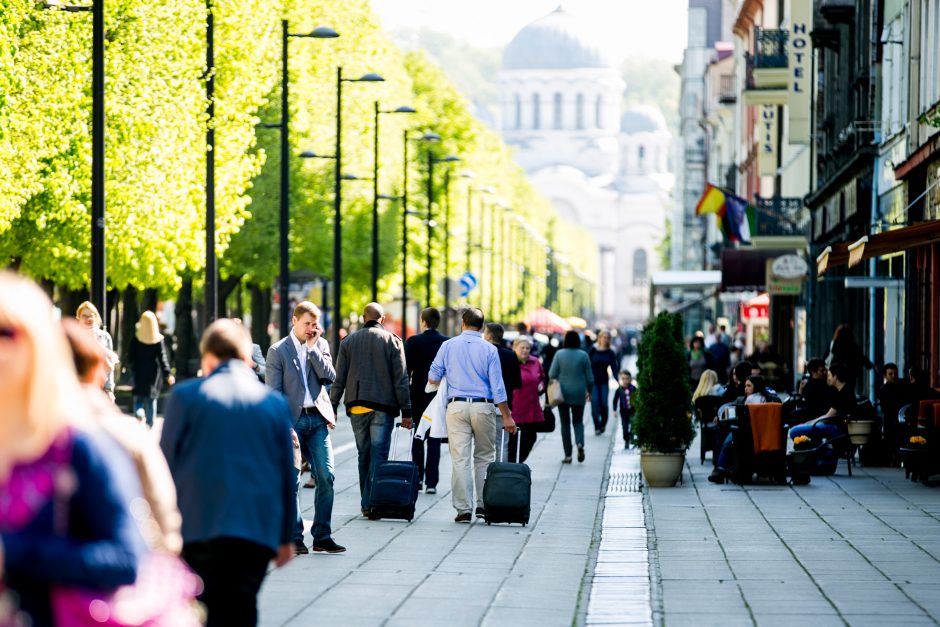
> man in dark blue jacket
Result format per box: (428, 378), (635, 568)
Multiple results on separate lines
(161, 319), (296, 627)
(405, 307), (449, 493)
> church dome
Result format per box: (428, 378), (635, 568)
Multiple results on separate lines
(502, 6), (615, 71)
(620, 105), (668, 134)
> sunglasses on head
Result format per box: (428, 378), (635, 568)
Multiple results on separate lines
(0, 327), (19, 340)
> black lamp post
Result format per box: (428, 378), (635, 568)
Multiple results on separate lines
(332, 67), (384, 350)
(258, 23), (338, 336)
(371, 103), (416, 302)
(42, 0), (105, 321)
(400, 131), (439, 339)
(425, 151), (460, 309)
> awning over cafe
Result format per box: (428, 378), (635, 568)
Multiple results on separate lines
(720, 248), (797, 291)
(816, 221), (940, 274)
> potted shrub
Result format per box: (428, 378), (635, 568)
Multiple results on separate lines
(632, 311), (694, 486)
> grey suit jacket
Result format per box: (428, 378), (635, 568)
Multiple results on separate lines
(266, 334), (336, 423)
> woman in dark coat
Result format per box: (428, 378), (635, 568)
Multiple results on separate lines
(824, 325), (873, 392)
(128, 311), (174, 427)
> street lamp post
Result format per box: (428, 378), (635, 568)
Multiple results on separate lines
(371, 103), (415, 302)
(400, 131), (440, 338)
(260, 23), (338, 336)
(425, 150), (460, 309)
(332, 67), (384, 350)
(42, 1), (105, 320)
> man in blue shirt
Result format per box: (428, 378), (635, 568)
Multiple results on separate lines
(429, 307), (517, 522)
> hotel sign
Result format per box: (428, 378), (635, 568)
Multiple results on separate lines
(788, 0), (813, 143)
(759, 105), (778, 176)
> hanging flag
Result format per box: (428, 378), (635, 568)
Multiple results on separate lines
(695, 184), (726, 217)
(724, 194), (755, 244)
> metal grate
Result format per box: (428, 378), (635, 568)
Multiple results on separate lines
(607, 471), (644, 494)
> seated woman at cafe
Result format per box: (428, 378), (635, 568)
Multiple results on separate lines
(692, 369), (723, 404)
(708, 376), (773, 483)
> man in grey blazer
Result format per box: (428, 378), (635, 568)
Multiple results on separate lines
(266, 301), (345, 554)
(330, 302), (412, 517)
(161, 319), (296, 626)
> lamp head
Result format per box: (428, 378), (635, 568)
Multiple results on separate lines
(421, 132), (441, 142)
(356, 73), (385, 82)
(310, 26), (339, 38)
(393, 106), (417, 114)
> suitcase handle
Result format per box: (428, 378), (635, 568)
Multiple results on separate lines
(391, 423), (414, 462)
(499, 427), (522, 463)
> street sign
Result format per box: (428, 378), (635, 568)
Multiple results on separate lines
(458, 272), (478, 297)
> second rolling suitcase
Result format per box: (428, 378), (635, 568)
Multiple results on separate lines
(368, 426), (420, 521)
(482, 429), (531, 526)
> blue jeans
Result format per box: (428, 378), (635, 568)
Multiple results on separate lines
(591, 384), (610, 432)
(133, 395), (157, 427)
(293, 413), (335, 543)
(349, 410), (395, 509)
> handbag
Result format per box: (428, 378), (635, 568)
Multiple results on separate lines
(535, 405), (557, 433)
(547, 379), (564, 407)
(52, 552), (203, 627)
(49, 430), (202, 627)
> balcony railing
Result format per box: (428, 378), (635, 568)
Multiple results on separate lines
(718, 74), (737, 104)
(754, 28), (788, 68)
(754, 196), (810, 237)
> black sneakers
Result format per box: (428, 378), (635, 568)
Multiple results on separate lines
(475, 507), (486, 518)
(577, 445), (585, 463)
(312, 539), (346, 554)
(454, 512), (472, 523)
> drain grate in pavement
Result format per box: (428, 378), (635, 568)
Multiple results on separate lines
(607, 471), (644, 495)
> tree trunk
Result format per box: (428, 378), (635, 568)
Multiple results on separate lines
(250, 283), (272, 353)
(219, 274), (243, 312)
(174, 277), (197, 379)
(57, 286), (87, 319)
(119, 286), (139, 380)
(141, 288), (158, 314)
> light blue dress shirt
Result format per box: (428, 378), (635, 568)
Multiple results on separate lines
(428, 330), (508, 404)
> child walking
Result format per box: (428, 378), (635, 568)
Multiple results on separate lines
(612, 371), (636, 449)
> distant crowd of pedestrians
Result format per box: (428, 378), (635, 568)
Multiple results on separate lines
(0, 272), (638, 627)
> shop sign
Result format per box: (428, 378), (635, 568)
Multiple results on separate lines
(788, 0), (813, 143)
(759, 105), (778, 176)
(766, 258), (804, 295)
(741, 302), (769, 320)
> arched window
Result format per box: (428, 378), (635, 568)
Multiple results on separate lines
(576, 94), (585, 129)
(514, 94), (522, 129)
(638, 145), (646, 170)
(633, 249), (648, 286)
(532, 93), (541, 129)
(595, 95), (603, 128)
(553, 92), (563, 129)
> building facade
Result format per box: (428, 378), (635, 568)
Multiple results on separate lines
(498, 7), (674, 325)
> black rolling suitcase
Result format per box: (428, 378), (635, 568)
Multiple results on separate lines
(368, 426), (420, 521)
(482, 429), (531, 526)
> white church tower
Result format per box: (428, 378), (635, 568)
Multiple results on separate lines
(498, 6), (673, 325)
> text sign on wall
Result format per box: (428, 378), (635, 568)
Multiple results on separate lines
(759, 105), (778, 176)
(788, 0), (813, 143)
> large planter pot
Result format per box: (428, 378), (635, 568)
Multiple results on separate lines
(847, 420), (874, 445)
(640, 451), (686, 487)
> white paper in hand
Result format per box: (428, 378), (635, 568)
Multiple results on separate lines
(388, 425), (413, 462)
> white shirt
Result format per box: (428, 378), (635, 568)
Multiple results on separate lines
(290, 331), (316, 408)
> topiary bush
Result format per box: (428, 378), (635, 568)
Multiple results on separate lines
(632, 311), (694, 452)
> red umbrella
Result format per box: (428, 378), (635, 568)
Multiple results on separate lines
(523, 308), (572, 334)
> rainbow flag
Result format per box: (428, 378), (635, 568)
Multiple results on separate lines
(694, 184), (755, 244)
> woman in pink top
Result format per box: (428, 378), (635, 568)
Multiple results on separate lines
(510, 335), (547, 462)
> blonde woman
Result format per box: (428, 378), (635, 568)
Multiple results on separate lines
(0, 272), (146, 626)
(76, 300), (118, 400)
(692, 369), (722, 403)
(127, 311), (175, 427)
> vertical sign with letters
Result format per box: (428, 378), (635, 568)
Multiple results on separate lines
(759, 105), (778, 176)
(788, 0), (812, 143)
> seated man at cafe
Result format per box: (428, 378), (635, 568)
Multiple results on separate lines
(787, 362), (856, 474)
(789, 359), (834, 424)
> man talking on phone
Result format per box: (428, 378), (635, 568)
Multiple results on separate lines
(266, 302), (345, 554)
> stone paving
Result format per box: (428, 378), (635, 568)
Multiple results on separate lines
(649, 440), (940, 626)
(257, 409), (620, 627)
